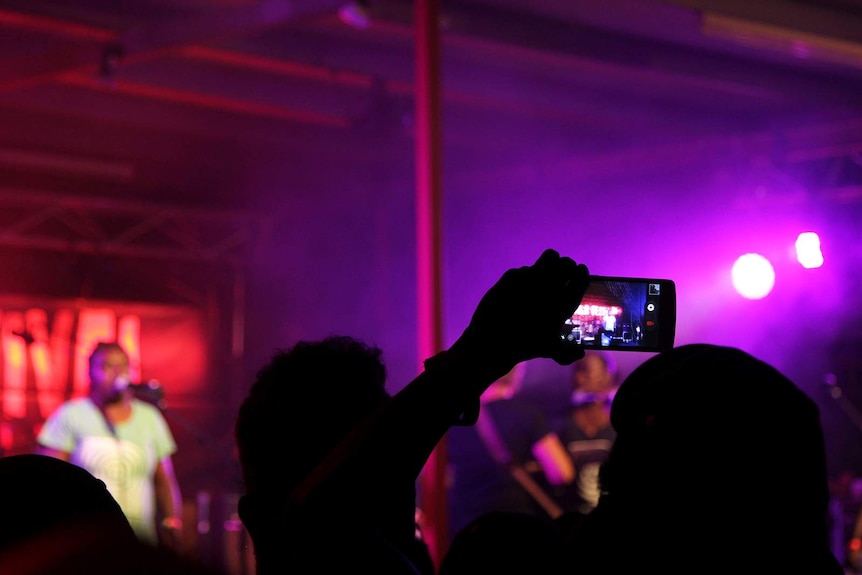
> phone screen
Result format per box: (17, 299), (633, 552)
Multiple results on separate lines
(561, 275), (676, 352)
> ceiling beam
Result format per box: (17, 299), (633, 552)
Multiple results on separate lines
(55, 71), (352, 127)
(0, 2), (344, 91)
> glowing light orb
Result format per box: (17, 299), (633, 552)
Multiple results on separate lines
(732, 253), (775, 299)
(795, 232), (824, 269)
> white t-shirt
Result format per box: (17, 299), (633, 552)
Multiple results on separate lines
(37, 398), (177, 544)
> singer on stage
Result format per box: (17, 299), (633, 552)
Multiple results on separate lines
(36, 341), (184, 551)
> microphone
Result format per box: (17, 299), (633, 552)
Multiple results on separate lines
(114, 376), (165, 407)
(113, 375), (131, 392)
(572, 388), (617, 407)
(131, 380), (165, 407)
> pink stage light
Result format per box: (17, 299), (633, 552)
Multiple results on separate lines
(732, 253), (775, 299)
(795, 232), (824, 269)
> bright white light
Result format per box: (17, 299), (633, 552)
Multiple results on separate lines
(795, 232), (824, 269)
(732, 253), (775, 299)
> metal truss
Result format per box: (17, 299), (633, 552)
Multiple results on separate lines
(0, 187), (270, 265)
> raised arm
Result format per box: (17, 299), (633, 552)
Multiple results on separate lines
(288, 249), (589, 506)
(532, 431), (576, 486)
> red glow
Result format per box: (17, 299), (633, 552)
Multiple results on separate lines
(118, 315), (142, 383)
(48, 310), (74, 411)
(139, 310), (207, 394)
(2, 311), (27, 419)
(0, 424), (12, 453)
(25, 311), (50, 380)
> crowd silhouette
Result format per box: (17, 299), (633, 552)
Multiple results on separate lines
(1, 249), (845, 574)
(0, 454), (221, 575)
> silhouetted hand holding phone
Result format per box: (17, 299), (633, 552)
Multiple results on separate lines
(443, 248), (590, 392)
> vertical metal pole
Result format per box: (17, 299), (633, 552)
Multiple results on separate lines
(229, 265), (249, 573)
(414, 0), (447, 567)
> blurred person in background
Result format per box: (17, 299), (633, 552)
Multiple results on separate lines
(37, 341), (184, 553)
(552, 351), (618, 516)
(446, 361), (575, 537)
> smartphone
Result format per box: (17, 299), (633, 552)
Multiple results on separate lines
(560, 275), (676, 352)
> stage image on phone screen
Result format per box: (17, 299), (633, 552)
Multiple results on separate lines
(560, 275), (676, 352)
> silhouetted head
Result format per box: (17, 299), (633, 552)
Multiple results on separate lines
(0, 454), (135, 553)
(235, 335), (390, 498)
(583, 344), (841, 573)
(0, 454), (225, 574)
(235, 336), (418, 572)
